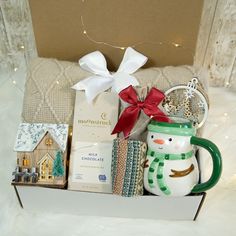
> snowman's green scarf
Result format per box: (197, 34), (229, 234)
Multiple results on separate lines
(147, 149), (193, 195)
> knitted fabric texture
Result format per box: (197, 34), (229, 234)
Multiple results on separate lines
(22, 57), (207, 125)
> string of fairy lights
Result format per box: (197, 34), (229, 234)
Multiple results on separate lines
(79, 0), (192, 52)
(1, 0), (193, 94)
(80, 14), (191, 55)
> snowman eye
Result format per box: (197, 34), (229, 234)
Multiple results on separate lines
(169, 138), (173, 142)
(151, 135), (154, 139)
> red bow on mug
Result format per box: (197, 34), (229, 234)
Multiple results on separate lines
(111, 86), (170, 137)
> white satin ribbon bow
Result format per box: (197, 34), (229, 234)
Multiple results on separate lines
(72, 47), (148, 103)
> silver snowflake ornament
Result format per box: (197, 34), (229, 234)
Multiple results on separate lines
(184, 89), (195, 99)
(198, 100), (205, 108)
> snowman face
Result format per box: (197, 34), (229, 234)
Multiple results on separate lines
(147, 131), (191, 154)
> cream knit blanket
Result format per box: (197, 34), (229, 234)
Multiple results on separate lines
(22, 57), (207, 125)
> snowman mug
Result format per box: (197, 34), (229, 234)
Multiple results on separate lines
(144, 119), (222, 197)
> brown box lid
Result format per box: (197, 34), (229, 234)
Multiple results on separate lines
(29, 0), (203, 70)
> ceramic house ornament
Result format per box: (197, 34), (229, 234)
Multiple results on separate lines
(12, 123), (69, 188)
(144, 119), (222, 197)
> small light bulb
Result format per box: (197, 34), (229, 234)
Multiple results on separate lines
(56, 80), (59, 84)
(225, 82), (230, 86)
(224, 112), (228, 117)
(83, 30), (87, 34)
(120, 47), (125, 50)
(12, 80), (16, 84)
(70, 132), (73, 136)
(173, 43), (181, 48)
(20, 45), (25, 49)
(13, 67), (18, 72)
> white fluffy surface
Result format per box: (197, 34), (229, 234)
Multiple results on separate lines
(0, 69), (236, 235)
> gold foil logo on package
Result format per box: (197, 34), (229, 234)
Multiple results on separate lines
(101, 112), (107, 120)
(78, 112), (111, 127)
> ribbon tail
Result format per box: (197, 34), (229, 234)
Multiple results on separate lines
(111, 106), (140, 138)
(112, 74), (140, 94)
(152, 110), (171, 122)
(72, 76), (113, 103)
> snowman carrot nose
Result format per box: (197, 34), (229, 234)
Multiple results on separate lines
(154, 139), (165, 144)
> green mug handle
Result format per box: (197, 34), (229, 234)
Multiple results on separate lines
(190, 136), (222, 193)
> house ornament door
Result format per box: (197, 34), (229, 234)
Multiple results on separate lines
(39, 153), (53, 181)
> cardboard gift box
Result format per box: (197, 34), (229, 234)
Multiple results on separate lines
(13, 0), (208, 220)
(14, 185), (205, 220)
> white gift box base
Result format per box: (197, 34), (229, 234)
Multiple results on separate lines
(13, 185), (206, 221)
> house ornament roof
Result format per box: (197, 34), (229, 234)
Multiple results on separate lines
(14, 123), (69, 152)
